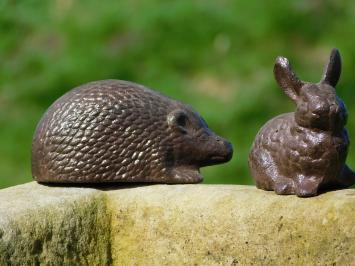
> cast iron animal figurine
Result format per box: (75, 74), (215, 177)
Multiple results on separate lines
(32, 80), (233, 183)
(249, 49), (355, 197)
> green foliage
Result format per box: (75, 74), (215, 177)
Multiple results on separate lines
(1, 0), (355, 188)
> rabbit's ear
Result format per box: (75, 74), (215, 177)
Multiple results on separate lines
(321, 48), (341, 87)
(274, 56), (303, 101)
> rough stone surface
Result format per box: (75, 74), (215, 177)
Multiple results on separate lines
(0, 182), (354, 265)
(107, 185), (355, 266)
(0, 182), (111, 265)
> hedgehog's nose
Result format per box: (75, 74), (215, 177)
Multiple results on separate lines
(216, 137), (233, 162)
(222, 140), (233, 162)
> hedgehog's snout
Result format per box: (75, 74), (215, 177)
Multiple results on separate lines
(197, 134), (233, 167)
(209, 136), (233, 163)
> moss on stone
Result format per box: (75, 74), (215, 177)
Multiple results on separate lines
(0, 182), (112, 265)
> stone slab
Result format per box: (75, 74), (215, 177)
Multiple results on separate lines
(0, 182), (354, 265)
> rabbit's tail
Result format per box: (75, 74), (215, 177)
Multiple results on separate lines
(339, 165), (355, 187)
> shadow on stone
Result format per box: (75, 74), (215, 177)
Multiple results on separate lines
(37, 181), (167, 191)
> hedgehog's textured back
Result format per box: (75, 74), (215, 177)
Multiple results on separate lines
(32, 80), (175, 183)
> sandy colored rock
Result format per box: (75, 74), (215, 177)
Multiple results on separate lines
(0, 182), (111, 265)
(106, 185), (355, 266)
(0, 182), (354, 265)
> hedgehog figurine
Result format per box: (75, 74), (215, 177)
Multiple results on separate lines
(249, 49), (355, 197)
(32, 80), (233, 184)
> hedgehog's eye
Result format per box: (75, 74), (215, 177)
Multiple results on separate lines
(176, 113), (187, 127)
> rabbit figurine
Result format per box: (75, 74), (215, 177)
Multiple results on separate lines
(249, 49), (355, 197)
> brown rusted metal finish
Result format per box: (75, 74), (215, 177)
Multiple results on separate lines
(32, 80), (233, 184)
(249, 49), (355, 197)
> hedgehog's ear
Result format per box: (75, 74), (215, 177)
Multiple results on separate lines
(321, 48), (341, 87)
(274, 56), (304, 101)
(167, 109), (188, 134)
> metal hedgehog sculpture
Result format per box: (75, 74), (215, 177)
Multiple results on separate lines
(32, 80), (233, 184)
(249, 49), (355, 197)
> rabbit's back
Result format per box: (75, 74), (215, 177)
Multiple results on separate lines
(250, 113), (294, 177)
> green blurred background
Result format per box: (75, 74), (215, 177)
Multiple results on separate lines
(1, 0), (355, 188)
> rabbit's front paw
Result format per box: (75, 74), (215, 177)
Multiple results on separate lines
(274, 177), (295, 195)
(295, 176), (321, 197)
